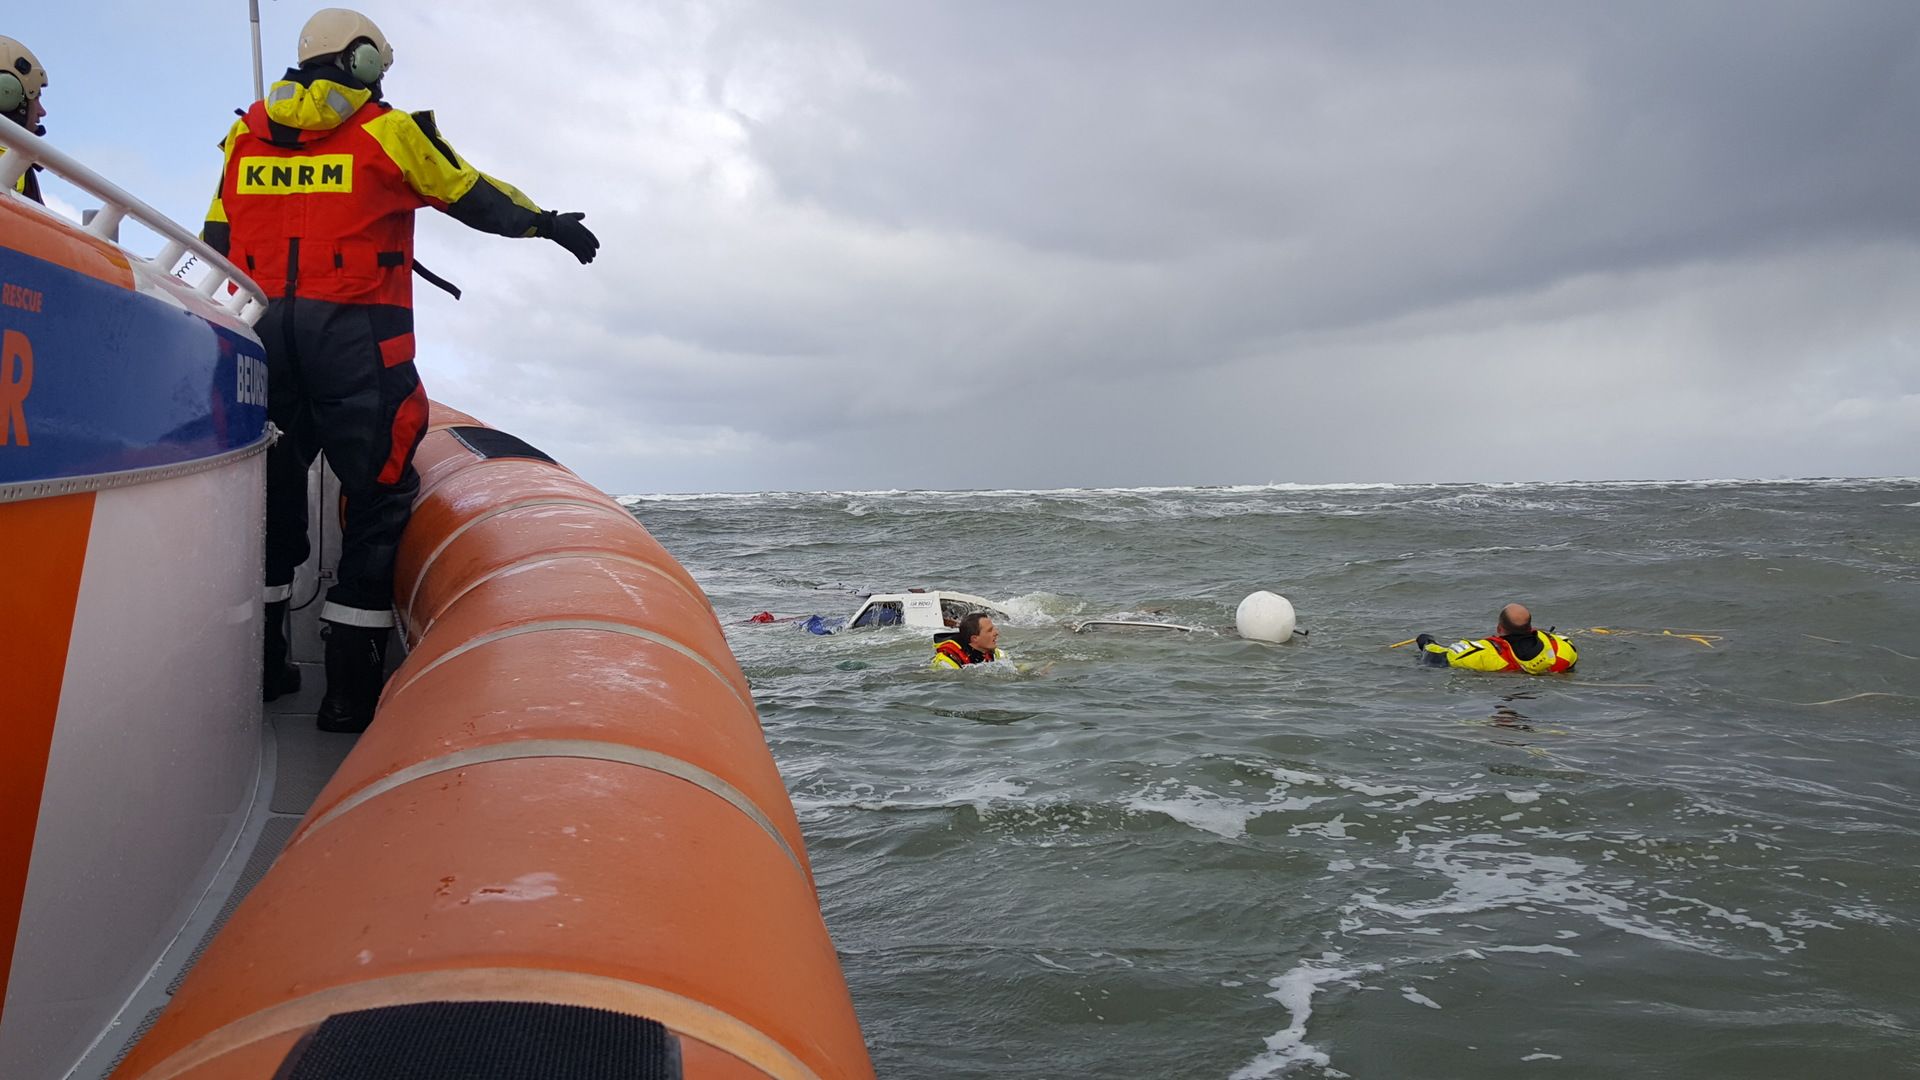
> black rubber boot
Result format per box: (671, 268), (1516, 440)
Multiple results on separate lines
(263, 599), (302, 702)
(315, 621), (390, 734)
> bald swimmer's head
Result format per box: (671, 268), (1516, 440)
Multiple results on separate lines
(1498, 604), (1533, 636)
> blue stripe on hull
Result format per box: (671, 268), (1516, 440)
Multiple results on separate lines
(0, 246), (268, 485)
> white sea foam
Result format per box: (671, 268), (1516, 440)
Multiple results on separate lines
(1830, 904), (1898, 927)
(1128, 789), (1260, 839)
(1400, 987), (1443, 1009)
(1353, 835), (1724, 953)
(1230, 952), (1380, 1079)
(995, 591), (1086, 624)
(790, 778), (1029, 816)
(1125, 783), (1333, 839)
(1652, 891), (1797, 950)
(1262, 767), (1490, 817)
(1329, 777), (1410, 798)
(1289, 814), (1355, 840)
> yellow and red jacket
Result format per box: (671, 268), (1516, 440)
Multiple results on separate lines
(931, 640), (1006, 670)
(1424, 631), (1578, 674)
(1, 146), (42, 204)
(203, 68), (549, 307)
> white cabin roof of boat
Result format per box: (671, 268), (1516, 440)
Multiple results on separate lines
(846, 590), (1006, 632)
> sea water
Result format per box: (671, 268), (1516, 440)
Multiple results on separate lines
(625, 479), (1920, 1078)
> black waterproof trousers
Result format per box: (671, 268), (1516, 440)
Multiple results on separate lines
(260, 297), (426, 626)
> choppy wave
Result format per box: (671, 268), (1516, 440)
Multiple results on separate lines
(649, 475), (1920, 1078)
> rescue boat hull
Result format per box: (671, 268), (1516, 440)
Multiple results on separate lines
(0, 195), (269, 1078)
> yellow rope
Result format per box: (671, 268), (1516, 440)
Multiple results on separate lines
(1578, 627), (1722, 648)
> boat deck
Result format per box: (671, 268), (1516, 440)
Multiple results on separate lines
(72, 611), (373, 1079)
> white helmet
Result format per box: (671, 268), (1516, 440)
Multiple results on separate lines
(0, 36), (48, 116)
(297, 8), (394, 83)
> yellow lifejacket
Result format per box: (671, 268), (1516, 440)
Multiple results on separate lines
(1426, 631), (1577, 674)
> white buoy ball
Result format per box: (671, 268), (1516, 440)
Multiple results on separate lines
(1236, 591), (1297, 643)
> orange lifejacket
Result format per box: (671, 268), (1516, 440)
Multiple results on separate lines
(934, 640), (981, 667)
(1487, 632), (1575, 674)
(219, 99), (427, 307)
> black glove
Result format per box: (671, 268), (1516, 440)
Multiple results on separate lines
(538, 210), (600, 264)
(1414, 633), (1449, 666)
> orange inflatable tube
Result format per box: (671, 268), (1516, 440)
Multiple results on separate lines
(114, 404), (874, 1079)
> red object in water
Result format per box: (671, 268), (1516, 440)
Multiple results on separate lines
(748, 611), (776, 623)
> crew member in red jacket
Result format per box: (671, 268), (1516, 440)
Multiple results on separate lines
(205, 8), (600, 731)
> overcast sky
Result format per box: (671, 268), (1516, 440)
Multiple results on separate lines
(18, 2), (1920, 492)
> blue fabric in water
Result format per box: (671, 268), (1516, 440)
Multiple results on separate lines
(803, 614), (841, 635)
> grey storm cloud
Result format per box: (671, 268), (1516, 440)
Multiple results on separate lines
(365, 1), (1920, 492)
(745, 3), (1920, 318)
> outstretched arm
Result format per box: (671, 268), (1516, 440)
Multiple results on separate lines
(1417, 634), (1509, 671)
(363, 109), (600, 263)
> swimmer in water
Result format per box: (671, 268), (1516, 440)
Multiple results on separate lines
(932, 612), (1007, 669)
(1415, 603), (1578, 674)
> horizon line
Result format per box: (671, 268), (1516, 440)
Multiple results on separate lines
(612, 474), (1920, 501)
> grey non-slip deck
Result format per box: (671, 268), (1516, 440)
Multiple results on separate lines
(73, 637), (366, 1078)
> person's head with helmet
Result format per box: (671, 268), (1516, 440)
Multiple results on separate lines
(0, 36), (48, 135)
(297, 8), (395, 95)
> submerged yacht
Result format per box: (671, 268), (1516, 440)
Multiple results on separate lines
(844, 589), (1006, 633)
(1, 113), (871, 1078)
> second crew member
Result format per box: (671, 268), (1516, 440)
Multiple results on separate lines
(0, 36), (49, 203)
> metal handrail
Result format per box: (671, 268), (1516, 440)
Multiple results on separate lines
(0, 122), (267, 325)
